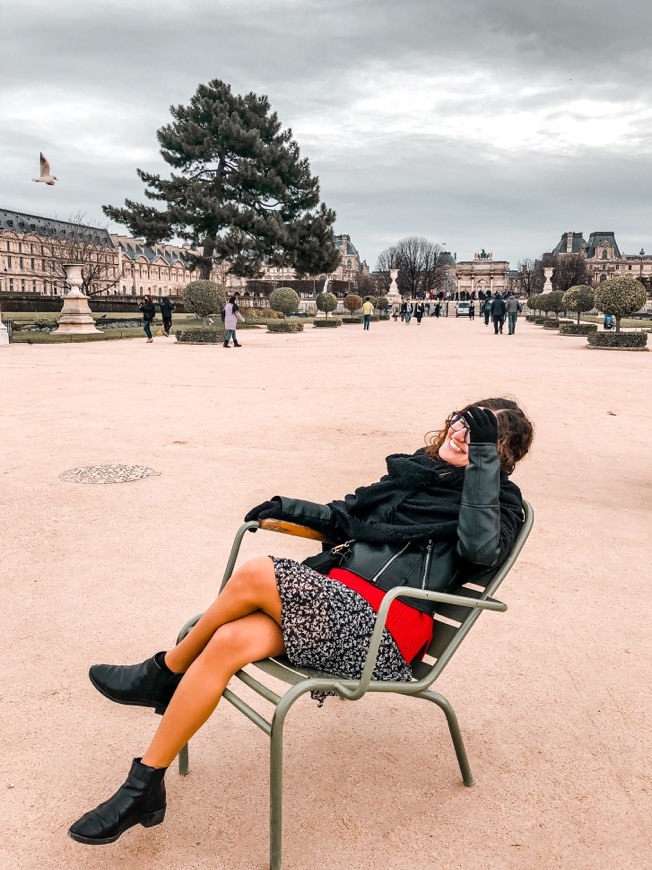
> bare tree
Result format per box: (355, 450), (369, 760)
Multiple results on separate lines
(515, 258), (536, 296)
(39, 212), (120, 297)
(552, 253), (588, 293)
(375, 237), (448, 297)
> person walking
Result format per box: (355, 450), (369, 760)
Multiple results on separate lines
(490, 294), (507, 334)
(468, 301), (475, 321)
(159, 297), (174, 337)
(222, 296), (245, 347)
(414, 300), (425, 324)
(434, 301), (441, 318)
(505, 294), (521, 335)
(361, 296), (374, 330)
(400, 299), (413, 324)
(139, 295), (156, 343)
(482, 297), (492, 326)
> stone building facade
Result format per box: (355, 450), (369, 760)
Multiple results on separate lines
(0, 209), (367, 302)
(455, 249), (511, 298)
(552, 230), (652, 291)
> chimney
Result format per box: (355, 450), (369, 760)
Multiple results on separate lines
(566, 232), (573, 253)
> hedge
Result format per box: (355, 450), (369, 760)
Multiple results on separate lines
(559, 323), (598, 336)
(341, 316), (364, 324)
(313, 318), (342, 328)
(175, 328), (226, 344)
(587, 332), (648, 349)
(266, 321), (304, 333)
(543, 321), (559, 330)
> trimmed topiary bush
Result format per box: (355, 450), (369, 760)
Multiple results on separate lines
(587, 331), (648, 349)
(342, 316), (364, 324)
(375, 296), (390, 313)
(315, 291), (338, 318)
(562, 285), (595, 325)
(343, 294), (363, 316)
(175, 327), (226, 343)
(544, 290), (565, 318)
(269, 287), (300, 318)
(543, 321), (560, 330)
(594, 277), (648, 333)
(267, 321), (304, 333)
(559, 323), (598, 336)
(183, 280), (226, 322)
(313, 318), (342, 328)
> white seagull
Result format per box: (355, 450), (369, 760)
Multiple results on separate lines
(32, 152), (57, 185)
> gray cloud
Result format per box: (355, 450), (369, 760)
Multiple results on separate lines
(2, 0), (652, 269)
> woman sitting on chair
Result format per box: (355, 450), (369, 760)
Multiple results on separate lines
(69, 398), (534, 846)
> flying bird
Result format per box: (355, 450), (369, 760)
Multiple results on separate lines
(32, 153), (57, 186)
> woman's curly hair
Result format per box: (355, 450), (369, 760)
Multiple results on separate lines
(425, 397), (534, 475)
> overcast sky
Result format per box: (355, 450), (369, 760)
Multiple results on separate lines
(2, 0), (652, 268)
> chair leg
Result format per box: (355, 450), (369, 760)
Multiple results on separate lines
(421, 689), (474, 786)
(178, 743), (190, 777)
(269, 714), (285, 870)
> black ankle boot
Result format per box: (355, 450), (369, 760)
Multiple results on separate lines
(89, 652), (183, 714)
(233, 340), (241, 347)
(69, 757), (167, 845)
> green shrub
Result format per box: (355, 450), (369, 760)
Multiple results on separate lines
(594, 277), (648, 333)
(587, 331), (648, 349)
(175, 327), (226, 343)
(375, 296), (390, 313)
(315, 291), (338, 318)
(559, 323), (598, 335)
(313, 318), (342, 328)
(543, 321), (559, 330)
(239, 306), (283, 320)
(266, 321), (304, 333)
(183, 281), (226, 320)
(562, 285), (595, 324)
(33, 317), (58, 329)
(269, 287), (300, 318)
(341, 316), (364, 324)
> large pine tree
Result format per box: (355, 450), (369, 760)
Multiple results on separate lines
(103, 80), (340, 279)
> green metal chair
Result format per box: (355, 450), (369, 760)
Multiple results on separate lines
(175, 501), (534, 870)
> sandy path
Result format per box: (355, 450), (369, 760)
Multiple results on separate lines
(1, 317), (650, 869)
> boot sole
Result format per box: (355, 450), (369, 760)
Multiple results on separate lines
(68, 808), (166, 845)
(88, 668), (169, 714)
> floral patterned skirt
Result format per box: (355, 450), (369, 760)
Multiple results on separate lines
(272, 557), (413, 687)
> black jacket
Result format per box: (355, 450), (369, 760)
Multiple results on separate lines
(140, 301), (156, 322)
(490, 298), (506, 317)
(269, 447), (524, 614)
(160, 299), (173, 318)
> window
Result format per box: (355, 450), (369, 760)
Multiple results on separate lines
(600, 273), (607, 282)
(30, 258), (35, 270)
(20, 279), (25, 291)
(601, 250), (607, 260)
(19, 257), (23, 269)
(9, 278), (13, 291)
(32, 281), (36, 292)
(628, 265), (632, 270)
(7, 256), (11, 269)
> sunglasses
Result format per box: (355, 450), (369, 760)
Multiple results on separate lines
(449, 412), (470, 441)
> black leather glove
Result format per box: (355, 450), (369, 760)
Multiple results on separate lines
(244, 499), (282, 522)
(463, 406), (498, 444)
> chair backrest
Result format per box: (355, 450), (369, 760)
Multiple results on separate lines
(411, 500), (534, 682)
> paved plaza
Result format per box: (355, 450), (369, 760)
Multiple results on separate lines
(1, 317), (650, 869)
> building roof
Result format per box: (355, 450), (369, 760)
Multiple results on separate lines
(552, 232), (587, 255)
(439, 252), (456, 266)
(0, 208), (113, 247)
(584, 231), (621, 259)
(335, 234), (359, 257)
(111, 234), (188, 266)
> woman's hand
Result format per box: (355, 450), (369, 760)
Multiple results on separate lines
(463, 406), (498, 444)
(244, 499), (282, 522)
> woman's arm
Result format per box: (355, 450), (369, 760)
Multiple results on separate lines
(245, 497), (343, 539)
(455, 408), (521, 567)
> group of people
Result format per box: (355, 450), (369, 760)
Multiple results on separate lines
(138, 296), (174, 343)
(482, 293), (522, 335)
(137, 294), (245, 346)
(392, 299), (440, 323)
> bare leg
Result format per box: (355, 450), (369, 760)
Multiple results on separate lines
(165, 555), (281, 674)
(142, 612), (284, 769)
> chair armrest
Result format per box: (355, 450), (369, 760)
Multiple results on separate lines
(257, 519), (330, 542)
(337, 586), (506, 701)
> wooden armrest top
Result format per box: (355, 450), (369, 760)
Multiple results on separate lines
(257, 519), (330, 542)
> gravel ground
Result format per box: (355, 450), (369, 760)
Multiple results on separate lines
(1, 317), (650, 869)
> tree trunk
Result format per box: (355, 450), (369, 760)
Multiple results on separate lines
(615, 316), (621, 334)
(577, 311), (580, 325)
(200, 237), (216, 280)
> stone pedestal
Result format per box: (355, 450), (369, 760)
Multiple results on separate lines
(0, 309), (9, 346)
(54, 264), (100, 334)
(387, 268), (401, 306)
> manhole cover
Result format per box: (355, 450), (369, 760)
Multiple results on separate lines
(59, 464), (159, 484)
